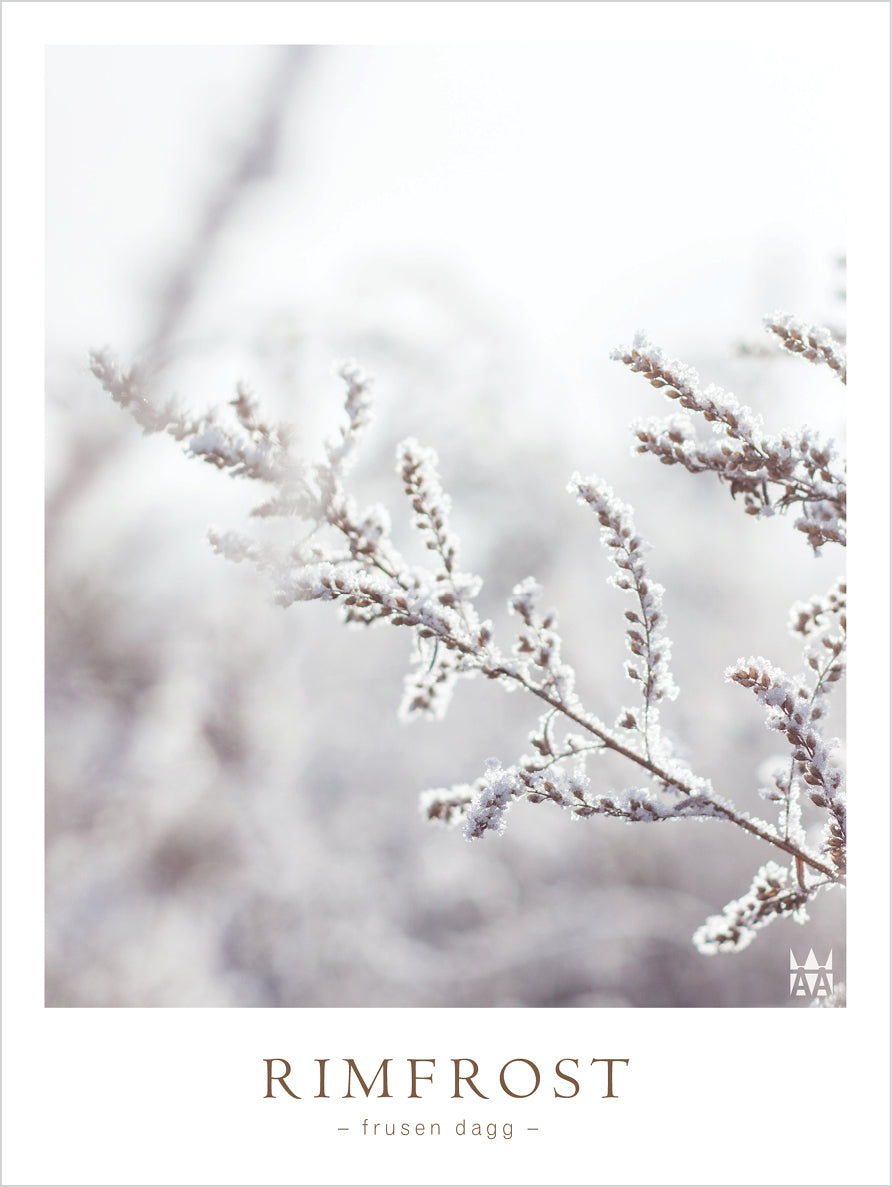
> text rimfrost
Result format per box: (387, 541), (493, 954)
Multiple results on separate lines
(263, 1056), (629, 1101)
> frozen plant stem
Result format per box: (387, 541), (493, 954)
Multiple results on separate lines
(455, 657), (836, 880)
(91, 312), (846, 958)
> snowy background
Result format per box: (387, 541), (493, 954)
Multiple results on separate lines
(46, 43), (845, 1006)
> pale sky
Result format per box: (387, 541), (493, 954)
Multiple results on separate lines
(46, 42), (845, 371)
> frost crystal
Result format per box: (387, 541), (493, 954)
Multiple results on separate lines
(463, 760), (516, 840)
(693, 863), (809, 954)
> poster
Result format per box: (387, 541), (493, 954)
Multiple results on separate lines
(3, 3), (889, 1184)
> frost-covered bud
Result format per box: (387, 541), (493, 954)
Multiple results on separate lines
(764, 312), (847, 385)
(419, 786), (473, 827)
(693, 863), (809, 954)
(463, 759), (517, 840)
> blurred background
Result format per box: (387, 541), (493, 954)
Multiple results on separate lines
(46, 44), (845, 1006)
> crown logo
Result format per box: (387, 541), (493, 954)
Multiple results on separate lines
(790, 948), (833, 998)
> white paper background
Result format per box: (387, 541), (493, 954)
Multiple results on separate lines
(3, 2), (890, 1185)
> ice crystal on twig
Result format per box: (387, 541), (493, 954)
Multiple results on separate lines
(613, 331), (846, 552)
(693, 862), (809, 954)
(569, 475), (677, 758)
(764, 312), (847, 385)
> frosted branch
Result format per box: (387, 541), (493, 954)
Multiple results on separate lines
(613, 332), (846, 552)
(764, 312), (847, 385)
(569, 475), (677, 759)
(94, 310), (847, 961)
(693, 863), (809, 954)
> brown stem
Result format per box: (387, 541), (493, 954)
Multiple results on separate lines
(489, 662), (840, 882)
(328, 514), (841, 885)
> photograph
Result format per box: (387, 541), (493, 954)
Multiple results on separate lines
(46, 42), (847, 1010)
